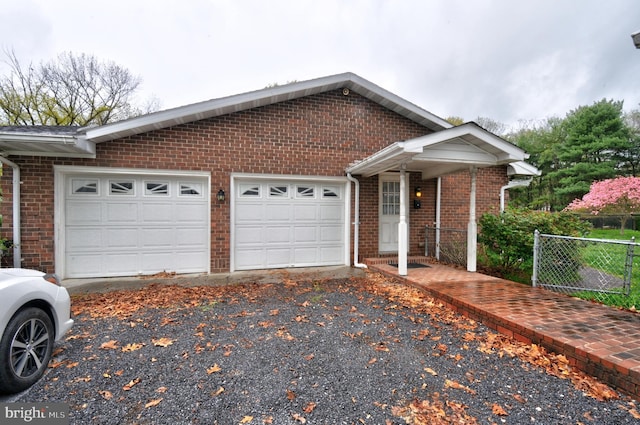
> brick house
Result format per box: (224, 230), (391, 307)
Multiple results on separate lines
(0, 73), (537, 279)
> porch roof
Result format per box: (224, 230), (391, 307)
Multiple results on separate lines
(346, 122), (536, 179)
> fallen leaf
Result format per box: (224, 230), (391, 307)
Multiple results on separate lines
(152, 337), (174, 347)
(368, 357), (377, 365)
(156, 386), (168, 393)
(444, 379), (476, 395)
(287, 389), (296, 400)
(424, 367), (438, 376)
(513, 394), (526, 403)
(303, 402), (317, 413)
(100, 340), (119, 350)
(66, 361), (79, 368)
(123, 377), (141, 391)
(145, 398), (163, 408)
(291, 413), (306, 423)
(240, 416), (253, 423)
(207, 364), (222, 374)
(98, 390), (113, 400)
(212, 386), (225, 396)
(492, 403), (508, 416)
(122, 342), (145, 352)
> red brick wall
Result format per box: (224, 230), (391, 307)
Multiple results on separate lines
(2, 89), (446, 273)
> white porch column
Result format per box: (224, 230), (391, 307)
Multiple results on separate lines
(467, 167), (477, 272)
(398, 167), (408, 276)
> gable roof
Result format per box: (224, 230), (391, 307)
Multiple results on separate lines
(346, 122), (537, 179)
(83, 72), (452, 143)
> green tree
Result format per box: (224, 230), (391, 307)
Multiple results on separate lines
(547, 99), (630, 209)
(621, 108), (640, 176)
(0, 50), (158, 126)
(507, 117), (566, 210)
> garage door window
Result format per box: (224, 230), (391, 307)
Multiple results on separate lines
(269, 185), (288, 198)
(145, 182), (169, 196)
(72, 179), (98, 194)
(323, 186), (340, 198)
(239, 184), (260, 197)
(110, 181), (134, 195)
(296, 185), (315, 198)
(179, 182), (203, 196)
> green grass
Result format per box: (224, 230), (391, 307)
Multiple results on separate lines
(580, 228), (640, 310)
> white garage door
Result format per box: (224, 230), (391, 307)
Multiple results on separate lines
(64, 173), (210, 278)
(233, 179), (347, 270)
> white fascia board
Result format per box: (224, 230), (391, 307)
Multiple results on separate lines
(345, 142), (408, 176)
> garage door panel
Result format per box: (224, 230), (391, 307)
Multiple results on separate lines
(140, 228), (174, 247)
(293, 247), (317, 264)
(106, 228), (138, 248)
(266, 204), (291, 220)
(141, 252), (174, 271)
(103, 253), (139, 275)
(175, 228), (209, 247)
(236, 226), (264, 245)
(320, 204), (343, 220)
(176, 204), (209, 222)
(67, 201), (102, 224)
(235, 248), (264, 268)
(320, 247), (343, 262)
(236, 203), (264, 221)
(106, 203), (138, 223)
(66, 228), (103, 249)
(293, 226), (317, 243)
(65, 173), (209, 278)
(294, 205), (317, 220)
(142, 203), (173, 222)
(66, 254), (103, 277)
(266, 248), (291, 266)
(265, 227), (291, 243)
(320, 225), (343, 242)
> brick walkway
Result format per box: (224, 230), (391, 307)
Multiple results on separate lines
(366, 259), (640, 399)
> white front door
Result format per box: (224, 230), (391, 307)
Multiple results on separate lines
(378, 173), (409, 252)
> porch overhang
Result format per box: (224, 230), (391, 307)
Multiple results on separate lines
(345, 122), (529, 178)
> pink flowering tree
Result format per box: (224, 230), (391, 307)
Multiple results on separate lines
(565, 176), (640, 234)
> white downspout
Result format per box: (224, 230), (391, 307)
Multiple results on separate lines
(0, 157), (21, 268)
(346, 173), (367, 269)
(434, 177), (441, 260)
(500, 179), (533, 213)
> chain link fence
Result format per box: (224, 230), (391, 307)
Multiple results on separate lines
(424, 226), (467, 268)
(532, 230), (639, 305)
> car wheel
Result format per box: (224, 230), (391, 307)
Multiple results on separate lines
(0, 307), (54, 394)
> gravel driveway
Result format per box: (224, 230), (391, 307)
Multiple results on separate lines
(11, 271), (640, 424)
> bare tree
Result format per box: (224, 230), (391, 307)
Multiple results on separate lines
(0, 50), (155, 126)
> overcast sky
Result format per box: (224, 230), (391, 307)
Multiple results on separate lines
(1, 0), (639, 130)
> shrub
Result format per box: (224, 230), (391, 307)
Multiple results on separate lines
(478, 208), (591, 279)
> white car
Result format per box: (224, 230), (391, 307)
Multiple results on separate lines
(0, 268), (74, 394)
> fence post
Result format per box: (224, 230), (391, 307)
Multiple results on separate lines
(532, 229), (540, 287)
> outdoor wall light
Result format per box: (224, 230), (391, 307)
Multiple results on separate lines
(217, 189), (225, 202)
(414, 186), (422, 209)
